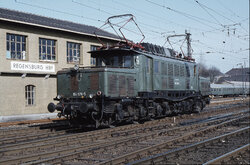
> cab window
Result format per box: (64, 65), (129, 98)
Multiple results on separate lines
(96, 55), (133, 68)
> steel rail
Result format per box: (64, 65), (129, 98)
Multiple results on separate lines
(0, 117), (173, 153)
(20, 115), (248, 165)
(97, 115), (249, 165)
(0, 104), (248, 165)
(0, 121), (70, 139)
(203, 143), (249, 165)
(0, 128), (69, 145)
(0, 109), (246, 160)
(126, 127), (249, 165)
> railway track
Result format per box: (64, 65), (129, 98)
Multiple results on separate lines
(128, 127), (249, 165)
(204, 144), (249, 165)
(0, 104), (248, 165)
(0, 120), (79, 145)
(0, 118), (65, 127)
(94, 114), (249, 165)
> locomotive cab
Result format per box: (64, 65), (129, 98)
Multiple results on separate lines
(91, 48), (137, 69)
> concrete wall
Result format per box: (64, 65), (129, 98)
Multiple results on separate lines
(0, 20), (115, 116)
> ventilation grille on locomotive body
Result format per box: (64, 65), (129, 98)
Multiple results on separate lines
(90, 73), (99, 90)
(174, 64), (180, 76)
(168, 64), (173, 76)
(127, 76), (135, 95)
(108, 74), (134, 96)
(180, 65), (185, 77)
(162, 78), (168, 89)
(70, 75), (78, 92)
(119, 75), (126, 96)
(108, 75), (118, 95)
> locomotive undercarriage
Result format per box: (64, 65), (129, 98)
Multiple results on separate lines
(48, 91), (210, 128)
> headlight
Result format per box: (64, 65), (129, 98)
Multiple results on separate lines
(56, 95), (62, 99)
(74, 64), (79, 70)
(89, 94), (94, 98)
(97, 91), (102, 96)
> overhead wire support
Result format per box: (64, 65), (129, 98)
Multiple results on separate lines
(195, 0), (249, 34)
(165, 31), (193, 60)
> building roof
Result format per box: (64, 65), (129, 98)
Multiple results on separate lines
(0, 7), (120, 40)
(214, 67), (250, 84)
(225, 67), (250, 76)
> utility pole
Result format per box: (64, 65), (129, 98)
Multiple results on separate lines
(166, 30), (192, 59)
(242, 65), (244, 94)
(237, 63), (244, 95)
(186, 31), (192, 59)
(243, 58), (247, 95)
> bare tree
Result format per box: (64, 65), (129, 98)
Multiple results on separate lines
(198, 63), (222, 82)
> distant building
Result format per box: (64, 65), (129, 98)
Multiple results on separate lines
(225, 68), (250, 82)
(216, 68), (250, 84)
(0, 8), (119, 116)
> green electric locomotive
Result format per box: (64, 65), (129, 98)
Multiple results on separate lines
(48, 43), (210, 127)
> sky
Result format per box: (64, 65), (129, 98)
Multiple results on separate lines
(0, 0), (249, 73)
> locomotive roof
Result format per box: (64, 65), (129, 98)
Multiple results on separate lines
(89, 47), (196, 63)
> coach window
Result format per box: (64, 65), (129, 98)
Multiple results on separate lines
(67, 42), (81, 64)
(6, 33), (27, 60)
(25, 85), (35, 106)
(39, 38), (56, 61)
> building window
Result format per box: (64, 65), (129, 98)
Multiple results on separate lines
(90, 45), (100, 66)
(25, 85), (35, 106)
(67, 42), (81, 63)
(6, 33), (27, 60)
(39, 38), (56, 61)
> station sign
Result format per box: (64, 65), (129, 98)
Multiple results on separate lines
(11, 61), (55, 73)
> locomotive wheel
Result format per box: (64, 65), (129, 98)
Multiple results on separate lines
(156, 104), (163, 117)
(115, 103), (124, 121)
(162, 102), (171, 115)
(193, 101), (202, 113)
(201, 100), (206, 110)
(107, 117), (115, 128)
(139, 106), (146, 118)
